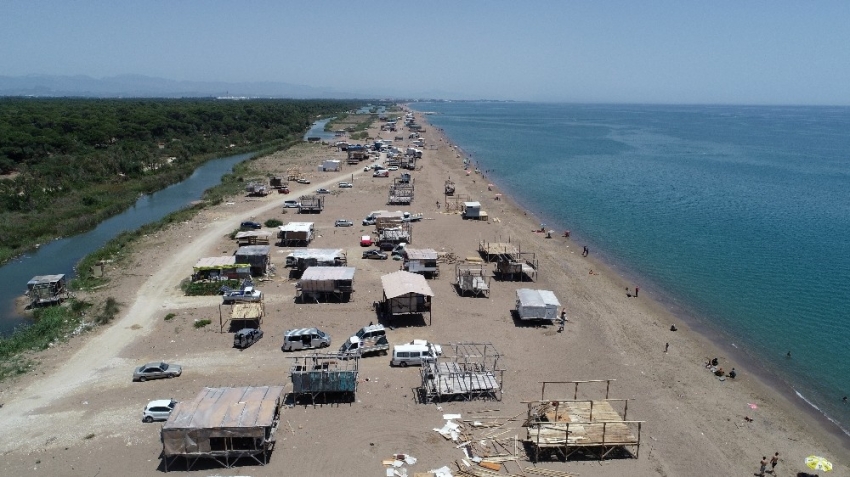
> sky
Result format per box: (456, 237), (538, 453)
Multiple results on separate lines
(2, 1), (850, 105)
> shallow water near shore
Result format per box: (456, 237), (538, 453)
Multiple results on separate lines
(0, 152), (255, 335)
(414, 102), (850, 436)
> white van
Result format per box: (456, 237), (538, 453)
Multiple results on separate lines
(281, 328), (331, 351)
(390, 340), (442, 367)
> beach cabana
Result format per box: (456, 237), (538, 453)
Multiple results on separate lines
(380, 270), (434, 325)
(234, 245), (271, 276)
(192, 257), (250, 281)
(234, 230), (272, 246)
(160, 386), (284, 471)
(219, 302), (264, 333)
(296, 266), (355, 302)
(278, 222), (314, 246)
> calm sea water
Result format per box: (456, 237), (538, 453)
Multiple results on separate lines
(414, 102), (850, 435)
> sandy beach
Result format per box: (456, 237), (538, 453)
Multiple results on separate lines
(0, 109), (847, 477)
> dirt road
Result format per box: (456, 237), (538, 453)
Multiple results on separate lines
(0, 167), (365, 454)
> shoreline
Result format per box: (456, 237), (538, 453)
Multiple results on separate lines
(0, 107), (846, 476)
(419, 109), (850, 452)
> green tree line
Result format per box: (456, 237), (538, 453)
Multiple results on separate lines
(0, 98), (364, 262)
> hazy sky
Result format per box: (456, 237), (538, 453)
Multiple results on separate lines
(3, 1), (850, 104)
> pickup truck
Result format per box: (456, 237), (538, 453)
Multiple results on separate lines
(222, 286), (263, 304)
(338, 324), (389, 358)
(402, 212), (423, 223)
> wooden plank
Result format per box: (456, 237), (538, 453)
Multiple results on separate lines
(478, 461), (501, 471)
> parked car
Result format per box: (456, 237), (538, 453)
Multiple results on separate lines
(360, 235), (373, 247)
(233, 328), (264, 349)
(362, 249), (388, 260)
(222, 286), (263, 304)
(387, 166), (399, 171)
(373, 170), (389, 177)
(133, 361), (182, 382)
(364, 166), (371, 172)
(240, 221), (262, 230)
(335, 219), (354, 227)
(281, 327), (331, 351)
(338, 182), (353, 188)
(142, 399), (177, 423)
(316, 188), (330, 194)
(283, 200), (301, 208)
(295, 178), (310, 184)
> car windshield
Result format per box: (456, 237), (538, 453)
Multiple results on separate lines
(318, 330), (326, 337)
(160, 363), (168, 370)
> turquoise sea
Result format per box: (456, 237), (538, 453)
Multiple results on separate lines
(412, 102), (850, 436)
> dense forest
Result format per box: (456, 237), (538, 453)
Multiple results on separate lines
(0, 98), (363, 261)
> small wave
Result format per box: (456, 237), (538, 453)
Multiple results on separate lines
(794, 388), (850, 437)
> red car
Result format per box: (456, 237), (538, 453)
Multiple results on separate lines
(360, 235), (373, 247)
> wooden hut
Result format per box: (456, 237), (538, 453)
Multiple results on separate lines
(296, 266), (355, 302)
(380, 270), (434, 325)
(289, 353), (359, 404)
(192, 257), (250, 282)
(234, 245), (271, 276)
(25, 274), (70, 307)
(160, 386), (284, 471)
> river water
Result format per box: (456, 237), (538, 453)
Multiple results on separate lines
(0, 152), (255, 336)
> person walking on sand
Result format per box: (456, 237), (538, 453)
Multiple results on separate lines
(558, 308), (567, 332)
(635, 286), (639, 297)
(770, 452), (780, 473)
(665, 342), (669, 353)
(757, 456), (768, 476)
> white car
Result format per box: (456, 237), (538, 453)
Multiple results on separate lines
(142, 399), (177, 423)
(283, 200), (301, 208)
(338, 182), (353, 188)
(387, 166), (399, 171)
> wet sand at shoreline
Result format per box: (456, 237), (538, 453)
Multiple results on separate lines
(0, 108), (846, 477)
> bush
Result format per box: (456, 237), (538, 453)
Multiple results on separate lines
(194, 319), (212, 329)
(164, 313), (176, 321)
(264, 219), (283, 228)
(185, 280), (239, 296)
(93, 297), (121, 325)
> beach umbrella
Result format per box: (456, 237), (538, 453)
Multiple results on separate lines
(805, 455), (833, 472)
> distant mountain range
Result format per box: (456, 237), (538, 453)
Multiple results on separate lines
(0, 74), (368, 99)
(0, 74), (467, 100)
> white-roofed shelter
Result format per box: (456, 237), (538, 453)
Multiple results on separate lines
(380, 270), (434, 325)
(515, 288), (561, 321)
(278, 222), (314, 246)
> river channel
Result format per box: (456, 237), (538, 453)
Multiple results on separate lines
(0, 152), (256, 336)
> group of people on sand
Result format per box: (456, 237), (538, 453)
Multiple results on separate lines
(757, 452), (781, 476)
(705, 357), (737, 379)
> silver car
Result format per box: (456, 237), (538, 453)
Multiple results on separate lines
(133, 361), (182, 382)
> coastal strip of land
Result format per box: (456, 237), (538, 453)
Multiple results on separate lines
(0, 107), (846, 477)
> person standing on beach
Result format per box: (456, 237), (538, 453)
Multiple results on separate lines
(558, 308), (567, 332)
(665, 342), (669, 353)
(770, 452), (780, 473)
(635, 286), (639, 297)
(758, 456), (768, 476)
